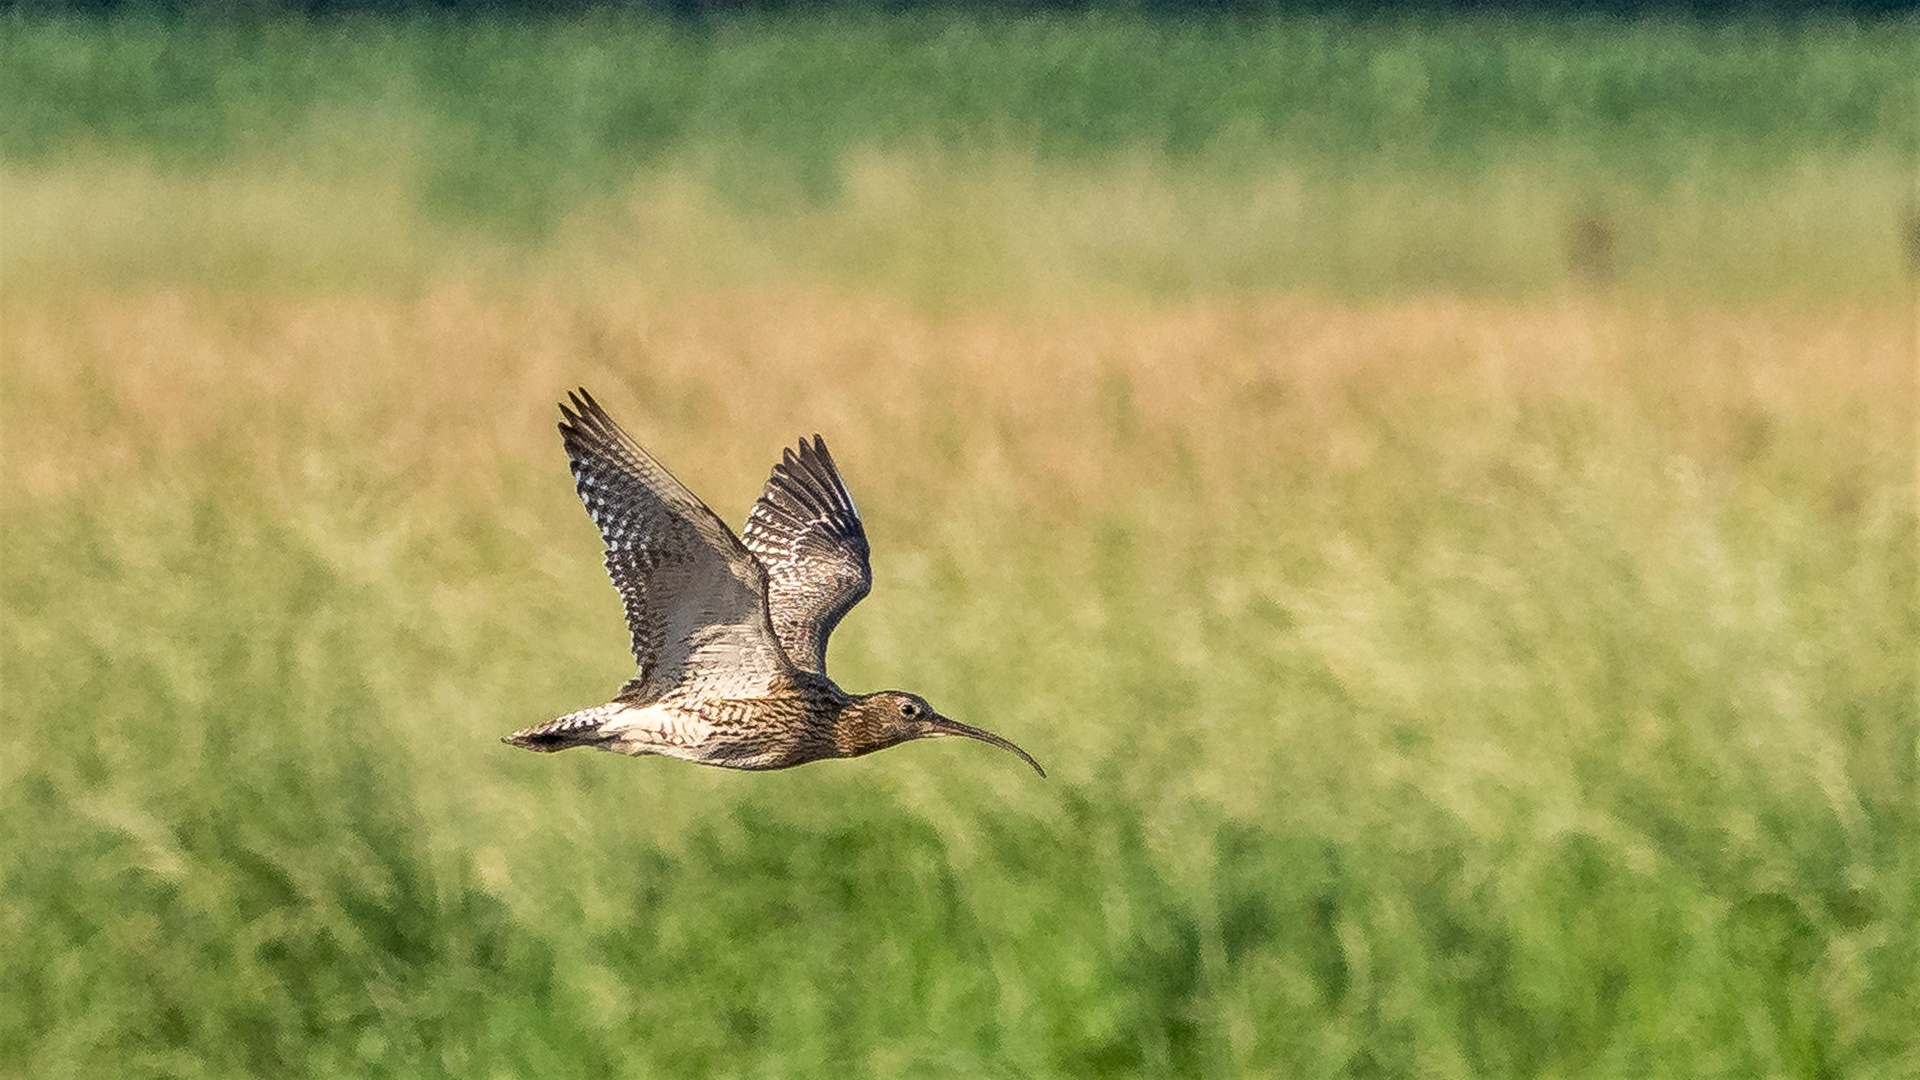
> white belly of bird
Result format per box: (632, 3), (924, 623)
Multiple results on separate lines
(596, 702), (716, 749)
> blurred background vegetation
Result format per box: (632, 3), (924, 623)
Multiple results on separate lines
(2, 6), (1916, 1079)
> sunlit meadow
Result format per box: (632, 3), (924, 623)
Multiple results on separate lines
(2, 12), (1915, 1079)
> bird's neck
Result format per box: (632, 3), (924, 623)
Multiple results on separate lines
(826, 690), (912, 760)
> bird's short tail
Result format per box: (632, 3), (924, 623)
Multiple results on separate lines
(502, 703), (623, 753)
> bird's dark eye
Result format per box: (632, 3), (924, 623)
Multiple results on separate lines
(899, 701), (920, 719)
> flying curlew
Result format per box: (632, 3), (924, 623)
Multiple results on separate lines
(503, 389), (1045, 777)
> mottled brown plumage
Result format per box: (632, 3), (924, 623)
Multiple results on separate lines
(503, 389), (1044, 777)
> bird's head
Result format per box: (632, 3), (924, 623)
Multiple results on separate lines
(841, 691), (1046, 777)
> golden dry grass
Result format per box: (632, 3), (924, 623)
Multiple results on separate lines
(9, 271), (1909, 818)
(7, 273), (1907, 510)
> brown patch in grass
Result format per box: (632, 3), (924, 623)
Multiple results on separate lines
(4, 286), (1908, 533)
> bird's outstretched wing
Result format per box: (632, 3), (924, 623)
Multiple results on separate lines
(742, 435), (873, 674)
(559, 389), (792, 703)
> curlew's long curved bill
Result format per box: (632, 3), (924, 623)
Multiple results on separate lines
(929, 716), (1047, 778)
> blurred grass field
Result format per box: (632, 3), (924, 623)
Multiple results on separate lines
(3, 10), (1918, 1079)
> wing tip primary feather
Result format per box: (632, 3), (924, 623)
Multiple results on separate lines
(558, 388), (599, 452)
(761, 433), (858, 524)
(558, 389), (658, 488)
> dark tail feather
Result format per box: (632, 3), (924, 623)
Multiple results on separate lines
(501, 729), (597, 752)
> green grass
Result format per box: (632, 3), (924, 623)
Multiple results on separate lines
(4, 12), (1913, 300)
(4, 11), (1915, 233)
(3, 10), (1918, 1079)
(5, 287), (1913, 1078)
(8, 13), (1913, 158)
